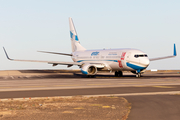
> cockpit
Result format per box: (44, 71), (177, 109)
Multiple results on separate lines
(134, 54), (148, 58)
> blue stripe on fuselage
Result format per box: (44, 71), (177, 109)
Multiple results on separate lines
(126, 62), (146, 71)
(77, 60), (118, 62)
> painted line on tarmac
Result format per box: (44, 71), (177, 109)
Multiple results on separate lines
(1, 91), (180, 101)
(20, 86), (46, 88)
(0, 87), (11, 89)
(87, 83), (112, 86)
(106, 91), (180, 96)
(1, 84), (180, 92)
(151, 86), (175, 88)
(82, 91), (180, 97)
(118, 83), (143, 84)
(54, 84), (80, 87)
(150, 82), (177, 84)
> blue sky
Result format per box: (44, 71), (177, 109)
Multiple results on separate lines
(0, 0), (179, 70)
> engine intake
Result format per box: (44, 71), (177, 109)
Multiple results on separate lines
(81, 64), (97, 75)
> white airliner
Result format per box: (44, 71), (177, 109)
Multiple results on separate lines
(3, 18), (177, 77)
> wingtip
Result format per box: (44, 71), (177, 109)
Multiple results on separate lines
(174, 43), (177, 56)
(3, 47), (11, 60)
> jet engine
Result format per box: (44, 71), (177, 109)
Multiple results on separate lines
(81, 64), (97, 75)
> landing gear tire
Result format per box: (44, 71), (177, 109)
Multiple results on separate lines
(88, 75), (95, 78)
(115, 71), (123, 77)
(136, 73), (141, 78)
(115, 71), (118, 77)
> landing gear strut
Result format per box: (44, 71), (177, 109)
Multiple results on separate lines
(115, 71), (123, 77)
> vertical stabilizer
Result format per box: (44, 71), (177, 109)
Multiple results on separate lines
(69, 17), (86, 52)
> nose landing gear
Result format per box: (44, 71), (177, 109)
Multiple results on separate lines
(136, 73), (141, 78)
(135, 69), (142, 78)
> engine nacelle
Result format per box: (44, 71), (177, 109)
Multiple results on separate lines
(81, 64), (97, 75)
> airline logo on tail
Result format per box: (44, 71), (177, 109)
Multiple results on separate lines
(70, 31), (79, 41)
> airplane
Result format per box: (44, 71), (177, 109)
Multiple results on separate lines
(3, 17), (177, 77)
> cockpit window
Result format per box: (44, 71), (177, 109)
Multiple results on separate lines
(134, 54), (148, 58)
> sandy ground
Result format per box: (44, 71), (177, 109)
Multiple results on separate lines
(0, 96), (131, 120)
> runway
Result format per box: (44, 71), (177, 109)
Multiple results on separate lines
(0, 70), (180, 120)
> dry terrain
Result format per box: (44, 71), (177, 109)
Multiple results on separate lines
(0, 96), (131, 120)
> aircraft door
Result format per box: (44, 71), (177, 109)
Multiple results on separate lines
(126, 52), (131, 61)
(124, 52), (132, 69)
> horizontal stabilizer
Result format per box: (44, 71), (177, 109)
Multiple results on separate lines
(149, 44), (177, 61)
(38, 51), (72, 56)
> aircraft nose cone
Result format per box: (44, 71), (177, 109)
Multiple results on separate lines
(140, 58), (150, 67)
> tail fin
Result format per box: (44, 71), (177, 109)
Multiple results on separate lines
(69, 17), (86, 52)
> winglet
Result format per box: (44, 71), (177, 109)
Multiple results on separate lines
(174, 43), (177, 56)
(3, 47), (13, 60)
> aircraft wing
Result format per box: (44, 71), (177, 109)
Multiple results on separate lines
(149, 44), (177, 61)
(37, 51), (72, 56)
(3, 47), (82, 66)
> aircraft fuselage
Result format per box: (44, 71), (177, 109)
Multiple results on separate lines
(72, 48), (150, 72)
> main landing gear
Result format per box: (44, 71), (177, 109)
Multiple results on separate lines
(115, 71), (123, 77)
(87, 75), (95, 78)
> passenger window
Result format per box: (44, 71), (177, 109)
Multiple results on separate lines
(134, 54), (148, 58)
(134, 55), (139, 58)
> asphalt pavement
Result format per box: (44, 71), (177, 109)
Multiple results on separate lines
(125, 95), (180, 120)
(1, 70), (180, 120)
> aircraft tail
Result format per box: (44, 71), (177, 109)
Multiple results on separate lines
(69, 17), (86, 52)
